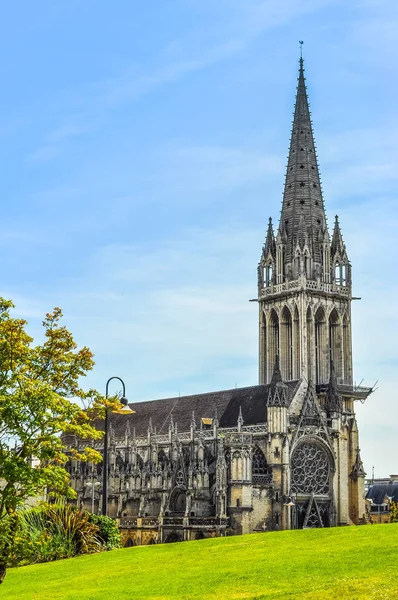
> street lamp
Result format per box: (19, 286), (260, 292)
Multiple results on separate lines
(102, 377), (135, 516)
(283, 495), (296, 530)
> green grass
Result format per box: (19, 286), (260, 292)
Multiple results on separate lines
(1, 524), (398, 600)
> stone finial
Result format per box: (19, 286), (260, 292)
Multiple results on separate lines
(237, 405), (244, 432)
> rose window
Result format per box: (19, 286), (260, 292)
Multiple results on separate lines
(291, 442), (330, 494)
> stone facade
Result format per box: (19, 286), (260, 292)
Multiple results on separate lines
(66, 57), (372, 544)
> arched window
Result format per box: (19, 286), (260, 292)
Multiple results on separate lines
(293, 305), (300, 379)
(335, 263), (341, 285)
(343, 314), (351, 384)
(263, 262), (274, 287)
(267, 310), (279, 383)
(306, 306), (314, 382)
(260, 311), (267, 384)
(281, 306), (293, 380)
(268, 263), (273, 284)
(329, 308), (341, 380)
(170, 488), (186, 514)
(252, 447), (271, 485)
(315, 307), (327, 384)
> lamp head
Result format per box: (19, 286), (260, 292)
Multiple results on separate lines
(113, 397), (136, 415)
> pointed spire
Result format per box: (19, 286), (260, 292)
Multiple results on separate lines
(263, 217), (276, 259)
(190, 411), (196, 430)
(350, 448), (366, 480)
(267, 355), (289, 407)
(271, 355), (282, 385)
(331, 215), (346, 258)
(237, 405), (244, 432)
(278, 57), (327, 269)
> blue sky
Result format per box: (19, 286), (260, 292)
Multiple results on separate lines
(1, 0), (397, 476)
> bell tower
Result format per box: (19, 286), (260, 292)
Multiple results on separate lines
(258, 57), (353, 388)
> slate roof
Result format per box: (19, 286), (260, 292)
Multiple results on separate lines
(366, 484), (398, 505)
(108, 382), (300, 437)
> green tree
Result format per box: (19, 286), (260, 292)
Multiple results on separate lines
(390, 501), (398, 523)
(0, 298), (119, 583)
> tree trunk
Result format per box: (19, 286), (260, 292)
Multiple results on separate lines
(0, 561), (7, 584)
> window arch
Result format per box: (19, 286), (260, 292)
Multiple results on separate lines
(314, 306), (327, 384)
(293, 304), (300, 379)
(281, 306), (293, 380)
(343, 314), (352, 384)
(329, 308), (341, 380)
(252, 447), (271, 485)
(169, 487), (186, 514)
(267, 309), (279, 384)
(260, 311), (267, 384)
(306, 306), (314, 382)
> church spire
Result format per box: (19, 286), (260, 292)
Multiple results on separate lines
(279, 57), (327, 269)
(331, 215), (346, 258)
(263, 217), (276, 260)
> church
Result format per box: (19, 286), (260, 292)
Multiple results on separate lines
(66, 56), (373, 544)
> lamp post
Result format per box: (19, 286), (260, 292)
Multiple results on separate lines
(283, 495), (296, 530)
(102, 377), (135, 516)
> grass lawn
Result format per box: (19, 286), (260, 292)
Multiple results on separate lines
(1, 524), (397, 600)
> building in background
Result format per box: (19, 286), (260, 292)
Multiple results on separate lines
(365, 475), (398, 523)
(65, 56), (373, 545)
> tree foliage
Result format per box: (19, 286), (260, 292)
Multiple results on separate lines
(390, 501), (398, 523)
(0, 298), (119, 582)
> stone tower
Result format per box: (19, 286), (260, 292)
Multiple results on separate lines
(257, 57), (371, 528)
(258, 57), (352, 388)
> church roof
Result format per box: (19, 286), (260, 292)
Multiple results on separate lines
(366, 484), (398, 505)
(108, 382), (300, 437)
(279, 57), (328, 264)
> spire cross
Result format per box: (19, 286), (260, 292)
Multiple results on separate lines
(299, 40), (304, 58)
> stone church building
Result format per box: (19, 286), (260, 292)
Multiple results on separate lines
(67, 57), (372, 544)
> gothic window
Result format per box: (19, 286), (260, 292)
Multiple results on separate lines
(306, 306), (314, 382)
(158, 449), (168, 466)
(268, 263), (273, 284)
(329, 308), (341, 379)
(291, 442), (330, 495)
(252, 447), (271, 485)
(341, 264), (346, 285)
(293, 305), (300, 379)
(263, 262), (273, 287)
(315, 306), (326, 384)
(334, 263), (341, 285)
(261, 311), (267, 384)
(170, 488), (186, 514)
(267, 309), (280, 384)
(343, 314), (351, 384)
(281, 306), (293, 380)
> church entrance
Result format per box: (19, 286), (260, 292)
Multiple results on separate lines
(290, 440), (333, 528)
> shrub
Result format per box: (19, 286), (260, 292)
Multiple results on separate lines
(88, 514), (122, 550)
(390, 501), (398, 523)
(11, 503), (102, 565)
